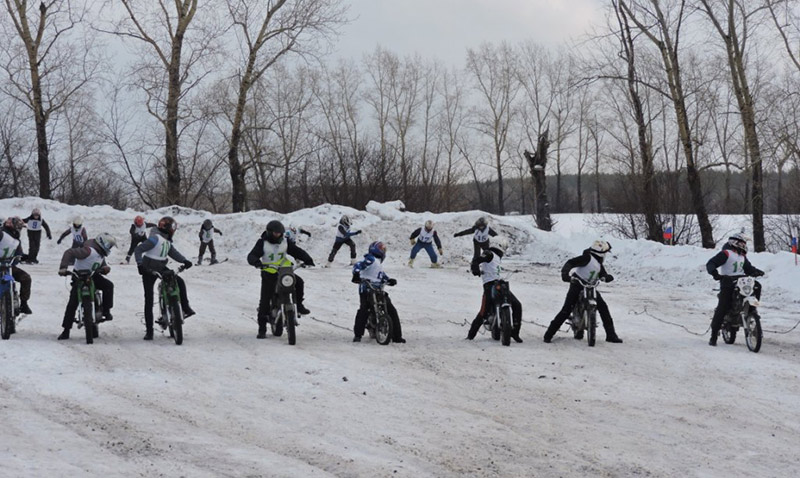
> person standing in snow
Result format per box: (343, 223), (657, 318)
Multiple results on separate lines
(408, 220), (443, 268)
(543, 240), (623, 344)
(0, 217), (33, 319)
(454, 216), (497, 264)
(326, 215), (360, 266)
(351, 241), (405, 344)
(706, 233), (764, 346)
(466, 236), (522, 342)
(56, 233), (117, 340)
(247, 220), (314, 339)
(125, 215), (156, 264)
(197, 219), (223, 265)
(57, 216), (88, 249)
(134, 216), (195, 341)
(22, 208), (51, 264)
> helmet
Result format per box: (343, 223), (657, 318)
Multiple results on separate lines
(134, 215), (145, 227)
(590, 240), (612, 260)
(368, 241), (387, 260)
(95, 233), (117, 256)
(340, 215), (351, 227)
(202, 219), (213, 230)
(3, 217), (25, 238)
(490, 236), (508, 254)
(424, 220), (434, 231)
(727, 233), (748, 254)
(157, 216), (177, 238)
(32, 208), (41, 217)
(475, 216), (488, 228)
(266, 220), (285, 244)
(72, 216), (83, 228)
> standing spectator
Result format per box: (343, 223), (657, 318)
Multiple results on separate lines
(22, 208), (52, 264)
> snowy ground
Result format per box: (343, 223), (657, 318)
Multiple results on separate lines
(2, 197), (800, 477)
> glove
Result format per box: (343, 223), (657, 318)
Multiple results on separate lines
(471, 264), (480, 276)
(57, 238), (62, 245)
(137, 265), (145, 276)
(351, 273), (361, 284)
(561, 273), (571, 283)
(47, 235), (52, 240)
(752, 270), (764, 277)
(100, 265), (111, 275)
(354, 230), (362, 235)
(305, 260), (315, 267)
(602, 274), (614, 283)
(218, 231), (223, 236)
(711, 270), (721, 281)
(20, 254), (29, 262)
(438, 248), (443, 255)
(182, 260), (193, 270)
(409, 238), (416, 246)
(302, 230), (312, 237)
(386, 278), (397, 286)
(58, 268), (69, 276)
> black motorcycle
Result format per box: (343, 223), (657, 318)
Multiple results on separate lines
(568, 275), (599, 347)
(268, 265), (302, 345)
(363, 281), (393, 345)
(481, 279), (515, 346)
(0, 258), (21, 340)
(720, 276), (763, 353)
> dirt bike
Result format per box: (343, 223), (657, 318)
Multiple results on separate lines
(154, 266), (186, 345)
(720, 276), (763, 353)
(0, 258), (21, 340)
(568, 275), (600, 347)
(481, 279), (515, 346)
(70, 269), (104, 345)
(363, 281), (393, 345)
(268, 265), (304, 346)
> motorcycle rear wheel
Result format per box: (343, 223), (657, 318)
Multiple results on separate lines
(490, 315), (501, 341)
(0, 292), (12, 340)
(744, 313), (762, 353)
(168, 298), (183, 345)
(722, 323), (737, 344)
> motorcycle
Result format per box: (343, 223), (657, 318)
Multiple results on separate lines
(567, 275), (600, 347)
(70, 269), (104, 344)
(481, 279), (515, 346)
(0, 258), (21, 340)
(154, 266), (186, 345)
(268, 265), (303, 345)
(720, 276), (763, 353)
(363, 281), (393, 345)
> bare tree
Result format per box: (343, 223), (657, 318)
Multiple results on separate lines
(466, 42), (521, 215)
(437, 67), (468, 211)
(698, 0), (767, 251)
(2, 0), (96, 198)
(99, 0), (219, 206)
(223, 0), (346, 212)
(524, 130), (552, 230)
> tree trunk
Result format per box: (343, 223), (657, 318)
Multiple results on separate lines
(525, 131), (552, 231)
(165, 37), (184, 205)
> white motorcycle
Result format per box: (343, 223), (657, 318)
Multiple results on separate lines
(720, 276), (762, 353)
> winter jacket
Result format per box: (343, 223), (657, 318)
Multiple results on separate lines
(59, 239), (110, 274)
(247, 231), (314, 272)
(706, 243), (763, 279)
(454, 225), (497, 243)
(23, 215), (51, 237)
(560, 249), (612, 283)
(134, 229), (190, 273)
(410, 228), (442, 248)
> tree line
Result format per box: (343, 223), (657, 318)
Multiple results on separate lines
(2, 0), (800, 252)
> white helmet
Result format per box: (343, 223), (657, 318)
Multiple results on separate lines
(72, 216), (83, 228)
(340, 215), (351, 227)
(727, 232), (749, 254)
(590, 240), (611, 256)
(95, 233), (117, 256)
(491, 236), (508, 254)
(424, 220), (434, 231)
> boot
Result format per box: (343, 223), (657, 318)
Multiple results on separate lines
(543, 321), (560, 343)
(709, 332), (718, 346)
(99, 310), (113, 323)
(407, 258), (414, 268)
(209, 257), (219, 265)
(196, 256), (203, 266)
(19, 300), (32, 315)
(512, 322), (523, 343)
(57, 328), (70, 340)
(325, 260), (333, 268)
(352, 335), (362, 342)
(257, 318), (267, 339)
(183, 305), (195, 318)
(125, 255), (131, 264)
(606, 335), (623, 343)
(430, 262), (441, 269)
(393, 337), (406, 343)
(466, 317), (482, 340)
(143, 328), (154, 340)
(296, 303), (310, 316)
(350, 258), (358, 265)
(92, 325), (99, 339)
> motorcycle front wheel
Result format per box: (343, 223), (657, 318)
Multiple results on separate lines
(721, 322), (737, 344)
(586, 306), (596, 347)
(271, 313), (284, 337)
(0, 291), (11, 340)
(286, 307), (296, 346)
(82, 299), (94, 345)
(169, 297), (183, 345)
(500, 308), (512, 346)
(744, 312), (762, 353)
(375, 312), (392, 345)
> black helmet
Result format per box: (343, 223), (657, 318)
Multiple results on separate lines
(157, 216), (177, 239)
(2, 217), (25, 239)
(202, 219), (213, 230)
(266, 220), (285, 244)
(475, 216), (488, 228)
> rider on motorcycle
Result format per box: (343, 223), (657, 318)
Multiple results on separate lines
(351, 241), (405, 344)
(706, 233), (764, 346)
(466, 236), (523, 342)
(543, 240), (623, 344)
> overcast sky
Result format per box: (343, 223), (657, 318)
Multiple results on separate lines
(334, 0), (603, 64)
